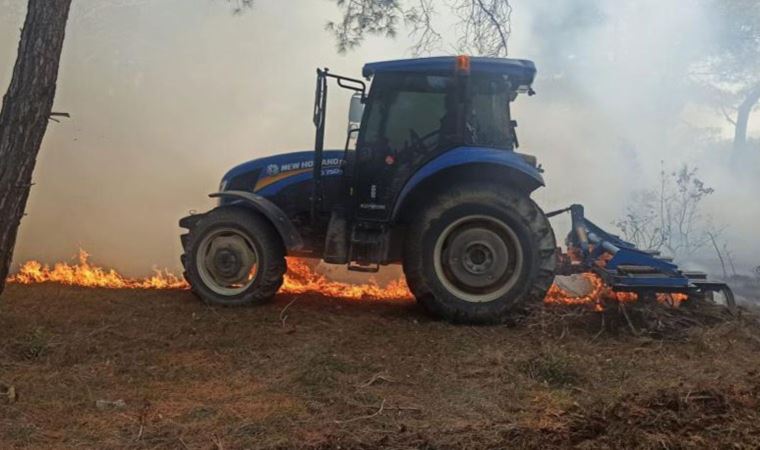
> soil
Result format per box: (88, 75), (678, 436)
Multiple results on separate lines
(1, 284), (760, 449)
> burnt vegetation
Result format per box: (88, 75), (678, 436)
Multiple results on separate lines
(0, 285), (759, 449)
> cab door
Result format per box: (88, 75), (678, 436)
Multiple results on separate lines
(353, 72), (458, 222)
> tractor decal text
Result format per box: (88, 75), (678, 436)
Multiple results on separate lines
(254, 158), (343, 192)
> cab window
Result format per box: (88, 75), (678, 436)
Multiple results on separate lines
(361, 73), (455, 157)
(466, 73), (514, 149)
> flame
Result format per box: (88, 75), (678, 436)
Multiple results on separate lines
(544, 272), (640, 311)
(6, 250), (411, 301)
(656, 292), (688, 307)
(8, 250), (187, 289)
(7, 250), (686, 309)
(281, 257), (412, 301)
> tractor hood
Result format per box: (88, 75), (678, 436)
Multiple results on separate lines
(219, 150), (344, 197)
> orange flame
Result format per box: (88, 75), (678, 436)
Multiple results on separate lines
(8, 250), (188, 289)
(281, 257), (412, 301)
(544, 272), (640, 311)
(7, 250), (686, 308)
(6, 251), (411, 301)
(656, 292), (688, 307)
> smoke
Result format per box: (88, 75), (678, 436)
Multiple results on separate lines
(1, 0), (758, 276)
(513, 0), (760, 271)
(2, 0), (374, 275)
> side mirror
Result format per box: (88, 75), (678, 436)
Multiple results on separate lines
(347, 92), (364, 133)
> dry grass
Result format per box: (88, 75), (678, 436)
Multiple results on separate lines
(1, 284), (759, 449)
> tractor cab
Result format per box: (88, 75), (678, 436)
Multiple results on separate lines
(312, 56), (540, 271)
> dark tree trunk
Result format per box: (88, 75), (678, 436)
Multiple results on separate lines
(0, 0), (72, 296)
(734, 84), (760, 152)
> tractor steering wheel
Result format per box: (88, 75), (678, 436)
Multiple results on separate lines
(409, 128), (440, 151)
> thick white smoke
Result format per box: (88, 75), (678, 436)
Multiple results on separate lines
(1, 0), (757, 276)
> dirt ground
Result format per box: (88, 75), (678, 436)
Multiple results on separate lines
(1, 285), (760, 449)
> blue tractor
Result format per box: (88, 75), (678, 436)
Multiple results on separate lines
(179, 55), (733, 323)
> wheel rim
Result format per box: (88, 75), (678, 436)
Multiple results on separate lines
(196, 227), (259, 296)
(433, 215), (523, 303)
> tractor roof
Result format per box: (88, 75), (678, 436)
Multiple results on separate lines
(362, 56), (536, 89)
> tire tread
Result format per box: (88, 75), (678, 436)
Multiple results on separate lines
(180, 207), (286, 306)
(403, 184), (556, 324)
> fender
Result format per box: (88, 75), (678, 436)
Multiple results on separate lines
(208, 190), (304, 251)
(392, 146), (545, 220)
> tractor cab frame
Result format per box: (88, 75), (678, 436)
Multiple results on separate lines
(310, 56), (542, 271)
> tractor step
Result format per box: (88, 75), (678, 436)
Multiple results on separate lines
(347, 262), (380, 273)
(348, 223), (388, 270)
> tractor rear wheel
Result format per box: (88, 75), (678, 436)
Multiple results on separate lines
(403, 184), (556, 324)
(181, 207), (286, 306)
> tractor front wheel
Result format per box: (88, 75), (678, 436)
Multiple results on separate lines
(403, 184), (556, 324)
(181, 207), (286, 306)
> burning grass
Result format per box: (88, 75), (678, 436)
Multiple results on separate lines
(8, 250), (187, 289)
(10, 249), (743, 341)
(545, 272), (642, 311)
(8, 251), (412, 301)
(7, 250), (689, 311)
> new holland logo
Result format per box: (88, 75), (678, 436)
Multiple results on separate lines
(265, 164), (280, 176)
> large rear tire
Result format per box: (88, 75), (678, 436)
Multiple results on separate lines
(181, 207), (286, 306)
(403, 184), (556, 324)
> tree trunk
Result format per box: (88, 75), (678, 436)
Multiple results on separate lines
(733, 84), (760, 152)
(0, 0), (72, 296)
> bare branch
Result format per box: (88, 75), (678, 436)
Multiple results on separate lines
(326, 0), (405, 54)
(406, 0), (443, 56)
(450, 0), (512, 57)
(473, 0), (510, 55)
(616, 164), (716, 261)
(225, 0), (254, 15)
(719, 104), (737, 126)
(328, 0), (512, 56)
(708, 231), (728, 279)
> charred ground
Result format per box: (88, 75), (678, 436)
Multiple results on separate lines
(1, 285), (760, 449)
